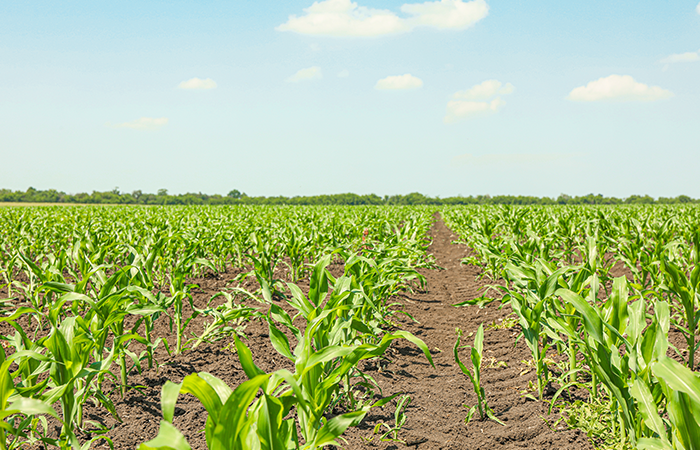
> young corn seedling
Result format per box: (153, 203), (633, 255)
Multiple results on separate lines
(454, 325), (502, 424)
(659, 244), (700, 368)
(140, 335), (403, 450)
(246, 231), (284, 299)
(41, 268), (155, 397)
(502, 260), (568, 400)
(373, 394), (411, 443)
(266, 306), (433, 445)
(0, 344), (63, 450)
(38, 315), (118, 449)
(556, 277), (671, 446)
(139, 370), (302, 450)
(188, 291), (260, 349)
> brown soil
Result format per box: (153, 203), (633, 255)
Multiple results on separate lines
(3, 218), (597, 450)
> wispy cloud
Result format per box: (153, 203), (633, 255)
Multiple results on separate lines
(375, 74), (423, 90)
(401, 0), (489, 30)
(276, 0), (488, 37)
(659, 50), (700, 64)
(286, 66), (323, 83)
(452, 79), (514, 100)
(110, 117), (169, 130)
(451, 153), (577, 167)
(445, 98), (505, 123)
(178, 77), (217, 90)
(567, 75), (673, 102)
(444, 79), (514, 123)
(697, 1), (700, 14)
(337, 69), (350, 78)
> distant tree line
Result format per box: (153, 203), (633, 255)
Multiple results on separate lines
(0, 187), (697, 206)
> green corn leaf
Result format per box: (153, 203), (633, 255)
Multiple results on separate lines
(41, 281), (76, 293)
(285, 283), (315, 319)
(4, 397), (60, 420)
(303, 346), (357, 377)
(635, 437), (675, 450)
(557, 288), (604, 344)
(312, 410), (366, 447)
(198, 372), (233, 405)
(308, 255), (331, 307)
(215, 374), (271, 448)
(390, 330), (435, 368)
(161, 381), (183, 423)
(268, 320), (294, 361)
(668, 391), (700, 450)
(630, 378), (669, 442)
(180, 374), (224, 423)
(473, 324), (484, 356)
(138, 420), (192, 450)
(653, 356), (700, 405)
(234, 335), (266, 380)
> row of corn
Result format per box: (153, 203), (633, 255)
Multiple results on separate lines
(444, 204), (700, 449)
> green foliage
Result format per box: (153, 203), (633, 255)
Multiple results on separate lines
(0, 204), (436, 449)
(2, 187), (699, 206)
(454, 325), (502, 424)
(445, 204), (700, 449)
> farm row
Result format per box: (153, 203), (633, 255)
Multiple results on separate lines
(444, 205), (700, 450)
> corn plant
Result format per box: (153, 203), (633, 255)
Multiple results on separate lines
(556, 277), (670, 446)
(0, 346), (60, 450)
(246, 231), (284, 298)
(188, 291), (260, 349)
(139, 370), (301, 450)
(140, 334), (402, 450)
(454, 324), (502, 424)
(373, 394), (411, 443)
(633, 355), (700, 450)
(50, 319), (119, 442)
(267, 306), (433, 442)
(501, 260), (569, 400)
(659, 240), (700, 368)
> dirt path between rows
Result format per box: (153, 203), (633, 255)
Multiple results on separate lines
(341, 217), (593, 450)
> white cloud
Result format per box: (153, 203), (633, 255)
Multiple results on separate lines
(697, 1), (700, 14)
(276, 0), (409, 37)
(567, 75), (674, 102)
(659, 50), (700, 64)
(375, 74), (423, 90)
(337, 69), (350, 78)
(401, 0), (489, 30)
(178, 77), (217, 90)
(111, 117), (168, 130)
(444, 97), (505, 123)
(286, 66), (323, 83)
(444, 79), (513, 123)
(276, 0), (487, 37)
(452, 79), (514, 100)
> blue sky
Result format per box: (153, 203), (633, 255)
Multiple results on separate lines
(1, 0), (699, 198)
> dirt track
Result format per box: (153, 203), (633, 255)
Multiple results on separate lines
(340, 217), (592, 449)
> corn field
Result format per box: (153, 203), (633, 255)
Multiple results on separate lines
(0, 204), (698, 449)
